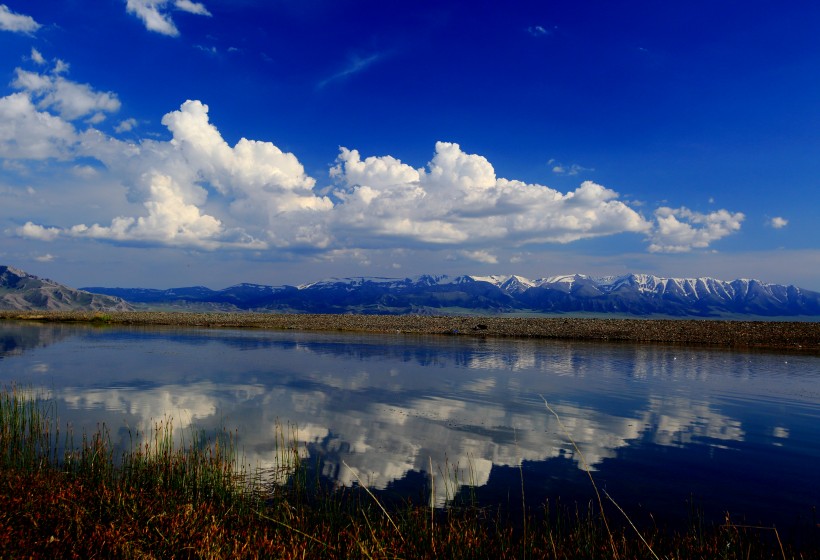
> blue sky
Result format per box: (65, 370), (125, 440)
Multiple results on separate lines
(1, 1), (819, 290)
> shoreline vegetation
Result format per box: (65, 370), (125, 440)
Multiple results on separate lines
(1, 310), (819, 352)
(1, 387), (814, 559)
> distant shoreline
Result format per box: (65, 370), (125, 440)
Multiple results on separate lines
(1, 310), (818, 353)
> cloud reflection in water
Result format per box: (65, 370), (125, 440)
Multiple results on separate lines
(1, 323), (816, 513)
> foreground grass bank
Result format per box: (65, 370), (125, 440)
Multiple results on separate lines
(2, 310), (819, 352)
(1, 387), (816, 559)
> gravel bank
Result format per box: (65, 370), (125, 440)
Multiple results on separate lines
(2, 311), (818, 352)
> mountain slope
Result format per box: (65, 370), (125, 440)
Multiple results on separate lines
(83, 272), (820, 317)
(502, 274), (820, 317)
(0, 266), (132, 311)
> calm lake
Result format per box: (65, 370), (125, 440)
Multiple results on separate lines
(1, 321), (818, 532)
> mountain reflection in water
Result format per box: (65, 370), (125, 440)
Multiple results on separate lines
(1, 321), (818, 529)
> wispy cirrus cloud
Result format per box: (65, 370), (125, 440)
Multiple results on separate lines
(174, 0), (210, 16)
(527, 25), (555, 37)
(549, 159), (594, 176)
(0, 4), (40, 34)
(317, 52), (384, 90)
(126, 0), (211, 37)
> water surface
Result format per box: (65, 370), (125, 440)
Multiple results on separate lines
(1, 321), (818, 530)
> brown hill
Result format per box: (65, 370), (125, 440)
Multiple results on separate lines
(0, 265), (132, 312)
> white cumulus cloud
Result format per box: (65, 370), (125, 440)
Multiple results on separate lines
(30, 48), (46, 65)
(3, 56), (747, 258)
(461, 250), (498, 264)
(159, 100), (333, 245)
(71, 164), (98, 178)
(768, 216), (788, 229)
(114, 118), (138, 133)
(0, 93), (77, 159)
(67, 173), (226, 248)
(16, 222), (62, 241)
(19, 99), (331, 250)
(12, 66), (121, 121)
(648, 207), (744, 253)
(0, 4), (40, 34)
(330, 142), (651, 248)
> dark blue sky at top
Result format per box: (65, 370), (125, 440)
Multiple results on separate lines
(1, 0), (819, 288)
(11, 1), (816, 175)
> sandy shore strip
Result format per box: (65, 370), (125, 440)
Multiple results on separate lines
(2, 310), (818, 352)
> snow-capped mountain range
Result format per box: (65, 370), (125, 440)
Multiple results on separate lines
(3, 263), (818, 317)
(81, 272), (820, 317)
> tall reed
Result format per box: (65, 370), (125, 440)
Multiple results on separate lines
(118, 417), (263, 512)
(0, 385), (265, 513)
(0, 384), (58, 472)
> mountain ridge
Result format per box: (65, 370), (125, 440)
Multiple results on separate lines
(82, 272), (820, 318)
(3, 264), (818, 317)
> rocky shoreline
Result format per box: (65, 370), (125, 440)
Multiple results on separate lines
(1, 310), (818, 352)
